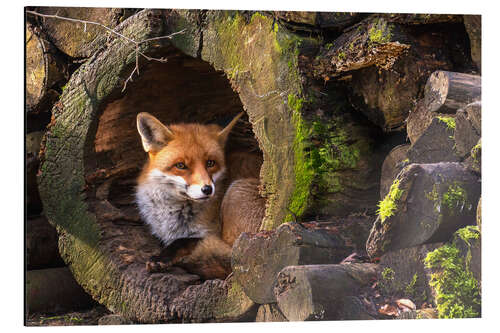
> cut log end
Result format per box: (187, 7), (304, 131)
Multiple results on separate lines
(424, 70), (481, 114)
(424, 71), (449, 112)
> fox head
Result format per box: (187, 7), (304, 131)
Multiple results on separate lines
(136, 112), (243, 202)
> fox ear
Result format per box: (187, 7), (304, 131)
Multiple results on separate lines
(218, 112), (244, 145)
(136, 112), (174, 153)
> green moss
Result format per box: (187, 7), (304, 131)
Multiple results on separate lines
(337, 51), (346, 60)
(382, 267), (395, 281)
(325, 42), (334, 49)
(442, 182), (467, 212)
(405, 273), (419, 297)
(437, 116), (456, 130)
(456, 225), (480, 246)
(286, 93), (363, 220)
(424, 241), (481, 318)
(426, 184), (440, 203)
(287, 95), (315, 220)
(471, 141), (481, 161)
(377, 179), (403, 222)
(379, 267), (396, 294)
(368, 19), (393, 45)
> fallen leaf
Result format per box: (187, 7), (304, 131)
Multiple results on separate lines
(396, 299), (416, 311)
(378, 304), (399, 316)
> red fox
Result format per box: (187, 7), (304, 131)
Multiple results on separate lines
(135, 112), (265, 279)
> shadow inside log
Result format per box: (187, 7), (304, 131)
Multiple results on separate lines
(83, 50), (263, 284)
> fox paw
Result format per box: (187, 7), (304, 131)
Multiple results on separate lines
(145, 259), (172, 273)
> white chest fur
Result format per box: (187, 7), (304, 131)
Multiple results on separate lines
(135, 177), (209, 246)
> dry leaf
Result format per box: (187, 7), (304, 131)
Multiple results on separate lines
(378, 304), (399, 316)
(396, 298), (416, 311)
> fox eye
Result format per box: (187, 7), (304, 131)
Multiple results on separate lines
(174, 162), (187, 170)
(206, 160), (216, 168)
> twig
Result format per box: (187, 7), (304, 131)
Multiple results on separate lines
(26, 10), (186, 92)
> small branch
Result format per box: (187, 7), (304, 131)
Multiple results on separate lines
(26, 10), (186, 92)
(26, 10), (136, 44)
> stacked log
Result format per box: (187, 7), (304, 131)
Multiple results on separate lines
(26, 7), (481, 323)
(367, 67), (481, 318)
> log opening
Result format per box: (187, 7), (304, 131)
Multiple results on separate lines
(82, 49), (264, 285)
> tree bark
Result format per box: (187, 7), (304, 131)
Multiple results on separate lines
(424, 71), (481, 114)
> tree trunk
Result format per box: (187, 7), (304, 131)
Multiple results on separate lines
(37, 9), (383, 323)
(424, 70), (481, 114)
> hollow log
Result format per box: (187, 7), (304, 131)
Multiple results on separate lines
(37, 9), (383, 323)
(274, 263), (379, 321)
(424, 71), (481, 114)
(25, 23), (67, 113)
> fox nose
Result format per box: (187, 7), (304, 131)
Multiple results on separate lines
(201, 185), (213, 195)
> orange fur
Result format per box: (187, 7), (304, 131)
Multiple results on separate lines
(136, 112), (265, 280)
